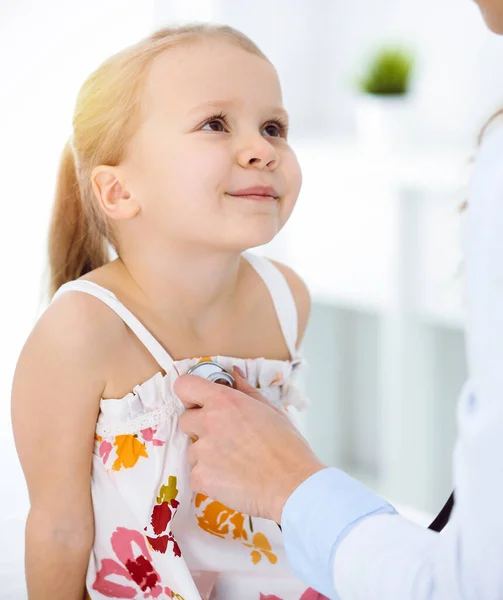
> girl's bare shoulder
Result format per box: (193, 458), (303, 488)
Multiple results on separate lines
(16, 286), (127, 393)
(269, 259), (311, 347)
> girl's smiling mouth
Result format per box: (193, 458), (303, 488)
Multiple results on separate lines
(226, 185), (280, 201)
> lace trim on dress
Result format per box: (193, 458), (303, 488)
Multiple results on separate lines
(95, 402), (183, 437)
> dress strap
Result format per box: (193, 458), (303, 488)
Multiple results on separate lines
(242, 252), (298, 359)
(51, 280), (175, 373)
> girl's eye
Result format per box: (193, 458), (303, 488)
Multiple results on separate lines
(262, 121), (287, 139)
(201, 118), (228, 132)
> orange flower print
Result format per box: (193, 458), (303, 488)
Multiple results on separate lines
(96, 428), (165, 471)
(195, 494), (238, 539)
(194, 495), (277, 564)
(229, 511), (248, 542)
(112, 434), (148, 471)
(244, 532), (278, 565)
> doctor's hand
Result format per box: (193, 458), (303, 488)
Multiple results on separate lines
(176, 368), (326, 523)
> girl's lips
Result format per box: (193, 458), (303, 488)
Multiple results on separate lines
(227, 185), (280, 199)
(228, 193), (278, 201)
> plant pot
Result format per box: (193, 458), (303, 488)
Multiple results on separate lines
(354, 93), (414, 154)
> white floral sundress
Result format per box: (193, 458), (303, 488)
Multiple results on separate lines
(51, 252), (328, 600)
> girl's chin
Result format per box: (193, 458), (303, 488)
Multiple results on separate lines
(479, 4), (503, 33)
(229, 225), (281, 252)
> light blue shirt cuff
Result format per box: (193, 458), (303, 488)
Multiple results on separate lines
(281, 467), (397, 599)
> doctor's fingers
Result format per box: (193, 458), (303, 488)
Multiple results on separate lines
(187, 438), (202, 468)
(232, 368), (284, 416)
(179, 407), (207, 441)
(175, 373), (231, 410)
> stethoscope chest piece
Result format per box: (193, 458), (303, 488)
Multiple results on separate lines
(186, 360), (236, 388)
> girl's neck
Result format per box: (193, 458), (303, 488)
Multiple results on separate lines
(111, 246), (248, 335)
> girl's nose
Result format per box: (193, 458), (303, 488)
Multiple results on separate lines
(237, 137), (279, 170)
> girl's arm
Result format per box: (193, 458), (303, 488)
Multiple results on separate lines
(11, 292), (115, 600)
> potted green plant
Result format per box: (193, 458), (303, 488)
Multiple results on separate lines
(355, 46), (416, 152)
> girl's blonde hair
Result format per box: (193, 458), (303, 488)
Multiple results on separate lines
(48, 24), (268, 298)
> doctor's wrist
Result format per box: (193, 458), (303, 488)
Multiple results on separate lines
(271, 460), (327, 524)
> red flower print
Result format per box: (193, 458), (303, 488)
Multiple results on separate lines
(99, 440), (113, 464)
(151, 498), (179, 535)
(144, 476), (182, 558)
(140, 427), (165, 446)
(125, 554), (159, 592)
(92, 527), (163, 598)
(259, 589), (329, 600)
(93, 558), (137, 599)
(146, 532), (181, 557)
(300, 589), (330, 600)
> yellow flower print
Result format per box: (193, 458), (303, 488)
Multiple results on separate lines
(244, 532), (278, 565)
(157, 475), (179, 504)
(111, 434), (148, 471)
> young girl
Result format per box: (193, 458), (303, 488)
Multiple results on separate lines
(11, 24), (326, 600)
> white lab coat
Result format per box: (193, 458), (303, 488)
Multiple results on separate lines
(332, 127), (503, 599)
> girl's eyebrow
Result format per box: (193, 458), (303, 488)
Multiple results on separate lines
(187, 100), (289, 121)
(187, 100), (233, 115)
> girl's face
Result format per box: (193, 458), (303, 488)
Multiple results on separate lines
(475, 0), (503, 33)
(122, 39), (302, 253)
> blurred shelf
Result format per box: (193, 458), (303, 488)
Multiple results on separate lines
(258, 136), (469, 329)
(291, 136), (471, 191)
(259, 137), (470, 513)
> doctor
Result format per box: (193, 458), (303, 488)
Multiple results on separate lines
(175, 1), (503, 598)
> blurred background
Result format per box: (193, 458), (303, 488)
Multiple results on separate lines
(2, 0), (503, 596)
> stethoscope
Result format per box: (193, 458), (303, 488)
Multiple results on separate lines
(186, 360), (237, 388)
(186, 360), (454, 533)
(429, 491), (454, 532)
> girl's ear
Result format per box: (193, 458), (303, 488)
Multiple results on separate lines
(91, 166), (141, 221)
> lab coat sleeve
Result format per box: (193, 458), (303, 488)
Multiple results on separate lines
(281, 467), (397, 599)
(283, 127), (503, 600)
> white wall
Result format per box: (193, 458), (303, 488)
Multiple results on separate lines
(156, 0), (503, 144)
(0, 3), (154, 596)
(2, 2), (502, 592)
